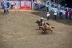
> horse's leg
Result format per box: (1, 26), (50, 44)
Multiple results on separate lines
(44, 30), (47, 34)
(46, 30), (48, 34)
(42, 30), (44, 33)
(51, 30), (53, 34)
(42, 30), (45, 34)
(39, 27), (40, 29)
(43, 30), (47, 34)
(43, 30), (45, 34)
(39, 26), (41, 29)
(41, 30), (44, 34)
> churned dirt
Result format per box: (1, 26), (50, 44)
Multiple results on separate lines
(0, 10), (72, 48)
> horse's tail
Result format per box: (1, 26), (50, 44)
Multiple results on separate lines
(51, 27), (55, 28)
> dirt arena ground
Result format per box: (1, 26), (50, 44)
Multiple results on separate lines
(0, 10), (72, 48)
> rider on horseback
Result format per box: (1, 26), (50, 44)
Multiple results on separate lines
(40, 17), (44, 26)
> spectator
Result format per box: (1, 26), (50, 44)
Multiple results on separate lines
(46, 2), (49, 12)
(1, 1), (4, 9)
(46, 12), (50, 20)
(64, 3), (67, 7)
(58, 4), (61, 10)
(65, 10), (68, 19)
(69, 10), (72, 20)
(59, 9), (63, 19)
(71, 15), (72, 19)
(54, 11), (57, 20)
(59, 11), (63, 19)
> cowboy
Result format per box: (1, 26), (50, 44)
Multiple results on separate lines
(40, 17), (44, 25)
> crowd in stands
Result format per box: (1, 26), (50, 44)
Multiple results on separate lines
(47, 3), (72, 20)
(34, 1), (72, 20)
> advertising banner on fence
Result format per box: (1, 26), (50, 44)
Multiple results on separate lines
(20, 1), (31, 9)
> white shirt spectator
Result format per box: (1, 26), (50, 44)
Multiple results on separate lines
(46, 13), (50, 17)
(54, 12), (57, 15)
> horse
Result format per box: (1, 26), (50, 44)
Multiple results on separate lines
(39, 25), (55, 34)
(36, 20), (50, 29)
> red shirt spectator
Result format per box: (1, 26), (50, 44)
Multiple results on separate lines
(69, 11), (72, 15)
(71, 11), (72, 15)
(65, 11), (68, 15)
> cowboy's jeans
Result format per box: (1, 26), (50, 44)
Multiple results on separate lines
(4, 9), (9, 14)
